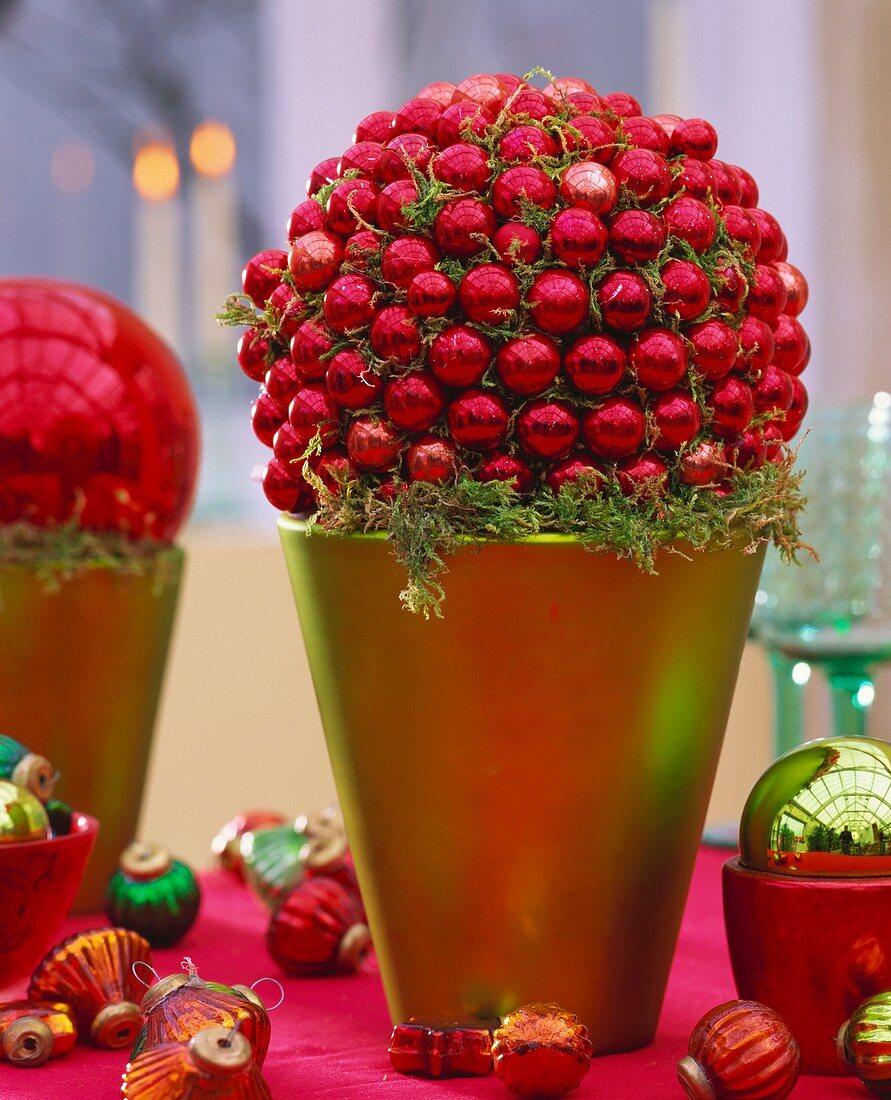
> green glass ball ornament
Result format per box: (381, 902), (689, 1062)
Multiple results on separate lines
(837, 991), (891, 1094)
(0, 735), (56, 803)
(739, 737), (891, 877)
(0, 780), (50, 842)
(45, 800), (73, 837)
(241, 822), (308, 911)
(105, 841), (201, 947)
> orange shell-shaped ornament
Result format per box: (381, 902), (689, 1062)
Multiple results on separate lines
(122, 1027), (272, 1099)
(0, 1000), (77, 1066)
(492, 1003), (593, 1099)
(134, 970), (271, 1067)
(28, 927), (151, 1049)
(678, 1000), (801, 1100)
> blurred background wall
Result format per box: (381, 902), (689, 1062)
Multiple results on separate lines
(0, 0), (888, 865)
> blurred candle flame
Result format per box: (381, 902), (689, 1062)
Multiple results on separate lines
(189, 120), (236, 179)
(133, 141), (180, 203)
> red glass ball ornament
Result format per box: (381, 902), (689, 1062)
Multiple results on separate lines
(407, 271), (457, 318)
(678, 1000), (800, 1100)
(492, 166), (557, 219)
(428, 325), (492, 387)
(617, 452), (668, 495)
(663, 196), (716, 252)
(516, 400), (579, 460)
(749, 209), (784, 263)
(242, 249), (287, 308)
(546, 454), (605, 495)
(272, 422), (303, 467)
(710, 160), (743, 205)
(621, 116), (670, 155)
(392, 97), (442, 137)
(433, 198), (496, 257)
(581, 396), (645, 459)
(452, 73), (508, 113)
(288, 231), (344, 292)
(747, 265), (788, 323)
(707, 377), (754, 437)
(338, 141), (385, 182)
(493, 222), (543, 265)
(496, 334), (561, 396)
(262, 458), (311, 513)
(721, 205), (762, 258)
(565, 334), (626, 395)
(562, 89), (602, 115)
(346, 416), (402, 472)
(417, 80), (456, 107)
(265, 355), (301, 406)
(436, 101), (493, 148)
(477, 451), (534, 494)
(289, 320), (332, 382)
(288, 383), (341, 449)
(380, 134), (434, 183)
(0, 280), (199, 538)
(384, 372), (446, 431)
(779, 377), (808, 441)
(736, 315), (776, 375)
(596, 270), (653, 331)
(354, 111), (396, 144)
(734, 165), (759, 208)
(560, 116), (616, 162)
(326, 349), (383, 409)
(263, 294), (301, 354)
(652, 389), (702, 450)
(631, 328), (688, 391)
(344, 229), (382, 270)
(670, 117), (718, 160)
(446, 389), (510, 452)
(237, 327), (271, 382)
(406, 434), (457, 484)
(727, 428), (767, 471)
(307, 157), (339, 197)
(671, 156), (715, 202)
(680, 441), (725, 487)
(651, 113), (682, 138)
(603, 91), (641, 117)
(608, 209), (666, 263)
(369, 306), (421, 365)
(504, 86), (554, 122)
(377, 179), (419, 232)
(312, 447), (358, 495)
(527, 270), (589, 335)
(325, 178), (379, 235)
(770, 314), (809, 375)
(762, 423), (784, 460)
(267, 876), (371, 977)
(714, 263), (747, 313)
(558, 161), (617, 214)
(660, 259), (710, 321)
(287, 200), (324, 241)
(380, 237), (439, 289)
(499, 125), (558, 162)
(433, 142), (492, 193)
(546, 75), (595, 99)
(689, 320), (737, 380)
(323, 274), (377, 333)
(252, 391), (287, 448)
(549, 208), (608, 268)
(772, 262), (808, 317)
(612, 149), (672, 203)
(458, 264), (520, 325)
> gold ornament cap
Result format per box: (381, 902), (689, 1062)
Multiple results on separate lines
(140, 973), (191, 1016)
(11, 753), (56, 803)
(0, 780), (50, 843)
(91, 1001), (142, 1048)
(189, 1027), (253, 1075)
(2, 1018), (54, 1067)
(739, 737), (891, 878)
(119, 839), (173, 880)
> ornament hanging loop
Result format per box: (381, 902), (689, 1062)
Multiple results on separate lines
(250, 977), (285, 1012)
(131, 960), (161, 988)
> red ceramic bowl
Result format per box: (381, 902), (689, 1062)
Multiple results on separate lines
(0, 813), (98, 988)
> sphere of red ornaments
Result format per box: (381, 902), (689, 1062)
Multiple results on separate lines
(230, 70), (810, 514)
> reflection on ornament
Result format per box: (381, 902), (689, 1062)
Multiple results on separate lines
(0, 1001), (76, 1067)
(105, 840), (201, 947)
(122, 1027), (272, 1099)
(491, 1003), (592, 1098)
(389, 1017), (495, 1078)
(837, 991), (891, 1093)
(28, 927), (152, 1048)
(0, 780), (50, 843)
(0, 735), (55, 803)
(211, 810), (289, 881)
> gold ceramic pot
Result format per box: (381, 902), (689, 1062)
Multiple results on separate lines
(0, 552), (183, 911)
(279, 518), (762, 1053)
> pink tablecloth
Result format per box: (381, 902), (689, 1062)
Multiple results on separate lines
(0, 847), (863, 1098)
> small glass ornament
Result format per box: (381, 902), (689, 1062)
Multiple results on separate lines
(837, 991), (891, 1094)
(492, 1003), (593, 1099)
(0, 735), (55, 802)
(0, 779), (50, 842)
(678, 1000), (800, 1100)
(0, 1000), (76, 1067)
(45, 799), (73, 836)
(28, 927), (152, 1048)
(241, 822), (308, 911)
(122, 1026), (272, 1099)
(133, 961), (271, 1067)
(105, 840), (201, 947)
(211, 811), (288, 881)
(266, 876), (370, 977)
(389, 1017), (496, 1078)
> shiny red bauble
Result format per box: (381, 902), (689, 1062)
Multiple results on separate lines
(631, 328), (688, 391)
(384, 372), (445, 431)
(663, 196), (716, 252)
(447, 389), (510, 452)
(307, 157), (339, 197)
(550, 208), (608, 268)
(722, 206), (762, 259)
(392, 97), (443, 137)
(707, 377), (754, 437)
(747, 265), (788, 323)
(779, 377), (808, 441)
(728, 428), (768, 470)
(688, 320), (737, 381)
(325, 178), (379, 235)
(477, 451), (534, 494)
(436, 101), (492, 147)
(377, 179), (419, 232)
(492, 222), (543, 265)
(252, 391), (288, 447)
(492, 165), (557, 218)
(338, 141), (385, 181)
(406, 434), (457, 484)
(547, 454), (604, 495)
(265, 355), (301, 406)
(458, 264), (520, 324)
(560, 116), (616, 161)
(596, 271), (652, 331)
(417, 81), (456, 107)
(771, 314), (809, 375)
(0, 279), (199, 539)
(715, 263), (748, 313)
(242, 249), (287, 307)
(323, 274), (377, 333)
(433, 198), (496, 257)
(670, 156), (714, 201)
(564, 334), (626, 395)
(660, 260), (711, 321)
(344, 229), (382, 270)
(407, 270), (457, 318)
(680, 441), (725, 487)
(288, 231), (344, 292)
(287, 200), (324, 241)
(772, 262), (808, 317)
(288, 383), (341, 448)
(453, 73), (507, 113)
(272, 422), (303, 467)
(603, 91), (641, 117)
(617, 452), (668, 495)
(433, 142), (491, 192)
(428, 325), (491, 387)
(369, 305), (421, 365)
(354, 111), (395, 144)
(290, 320), (332, 382)
(516, 399), (580, 460)
(381, 236), (440, 288)
(313, 447), (359, 495)
(612, 148), (671, 203)
(500, 125), (558, 162)
(652, 390), (702, 450)
(504, 86), (554, 121)
(710, 160), (743, 205)
(237, 327), (272, 382)
(495, 334), (561, 396)
(670, 117), (718, 160)
(527, 270), (589, 335)
(267, 284), (305, 341)
(749, 209), (784, 263)
(581, 396), (646, 459)
(608, 209), (666, 263)
(346, 416), (402, 472)
(267, 877), (370, 977)
(558, 161), (617, 214)
(621, 115), (670, 155)
(262, 457), (311, 512)
(326, 349), (383, 409)
(736, 166), (759, 207)
(737, 316), (776, 374)
(380, 134), (434, 183)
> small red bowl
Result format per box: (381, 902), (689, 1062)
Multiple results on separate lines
(0, 813), (98, 988)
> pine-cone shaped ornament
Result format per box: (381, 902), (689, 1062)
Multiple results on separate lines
(0, 1000), (76, 1067)
(0, 735), (56, 803)
(133, 962), (270, 1068)
(266, 875), (371, 976)
(491, 1003), (593, 1099)
(241, 821), (309, 911)
(837, 991), (891, 1094)
(211, 811), (288, 881)
(0, 779), (50, 842)
(28, 927), (152, 1049)
(105, 840), (201, 947)
(678, 1000), (800, 1100)
(122, 1027), (272, 1099)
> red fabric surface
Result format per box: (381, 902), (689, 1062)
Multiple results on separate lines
(0, 847), (863, 1098)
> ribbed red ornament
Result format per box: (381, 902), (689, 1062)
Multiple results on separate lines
(266, 877), (371, 977)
